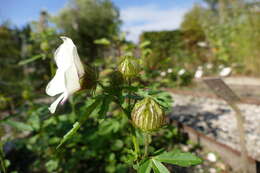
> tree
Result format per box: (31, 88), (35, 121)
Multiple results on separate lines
(53, 0), (121, 62)
(181, 5), (206, 43)
(203, 0), (219, 11)
(0, 22), (32, 107)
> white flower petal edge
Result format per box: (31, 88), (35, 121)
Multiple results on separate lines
(46, 36), (85, 113)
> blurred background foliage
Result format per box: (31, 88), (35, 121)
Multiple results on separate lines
(53, 0), (121, 62)
(0, 0), (260, 172)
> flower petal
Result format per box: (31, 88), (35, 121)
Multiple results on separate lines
(64, 63), (81, 94)
(49, 93), (65, 114)
(54, 42), (73, 70)
(73, 47), (85, 78)
(46, 69), (65, 96)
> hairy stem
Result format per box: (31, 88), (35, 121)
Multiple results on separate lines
(144, 133), (150, 158)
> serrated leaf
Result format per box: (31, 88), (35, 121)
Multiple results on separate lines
(151, 159), (170, 173)
(57, 122), (80, 149)
(154, 150), (202, 167)
(79, 98), (103, 123)
(5, 120), (33, 131)
(138, 159), (152, 173)
(122, 85), (140, 92)
(98, 119), (120, 135)
(98, 96), (112, 118)
(123, 94), (143, 100)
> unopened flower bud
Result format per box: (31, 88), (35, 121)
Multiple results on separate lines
(131, 97), (165, 131)
(118, 56), (140, 78)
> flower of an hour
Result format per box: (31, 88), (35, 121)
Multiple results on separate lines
(219, 67), (232, 77)
(194, 66), (203, 79)
(178, 69), (186, 76)
(160, 71), (166, 77)
(46, 36), (85, 113)
(167, 68), (173, 73)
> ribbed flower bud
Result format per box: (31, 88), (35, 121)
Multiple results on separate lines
(118, 56), (140, 78)
(131, 97), (165, 131)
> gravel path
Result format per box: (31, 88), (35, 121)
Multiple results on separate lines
(170, 93), (260, 161)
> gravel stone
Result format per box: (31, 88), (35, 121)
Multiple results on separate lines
(170, 93), (260, 160)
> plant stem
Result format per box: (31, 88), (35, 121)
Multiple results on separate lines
(0, 143), (6, 173)
(127, 78), (131, 110)
(144, 132), (150, 158)
(71, 96), (76, 117)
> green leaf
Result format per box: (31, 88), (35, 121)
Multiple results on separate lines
(79, 98), (103, 123)
(18, 54), (43, 66)
(154, 150), (202, 167)
(57, 121), (80, 149)
(98, 96), (112, 118)
(138, 159), (152, 173)
(94, 38), (111, 45)
(28, 114), (40, 130)
(98, 119), (120, 135)
(140, 40), (151, 48)
(152, 148), (166, 156)
(151, 159), (170, 173)
(123, 94), (143, 100)
(111, 139), (124, 151)
(45, 160), (58, 172)
(122, 85), (140, 92)
(56, 97), (102, 149)
(5, 120), (33, 131)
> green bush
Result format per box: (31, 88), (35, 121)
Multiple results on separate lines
(140, 30), (184, 70)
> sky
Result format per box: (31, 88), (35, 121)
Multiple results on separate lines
(0, 0), (203, 42)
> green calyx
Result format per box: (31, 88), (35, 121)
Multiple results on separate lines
(131, 97), (165, 132)
(80, 65), (98, 92)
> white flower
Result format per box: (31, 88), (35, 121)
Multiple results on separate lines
(207, 152), (217, 162)
(46, 36), (85, 113)
(218, 64), (224, 69)
(160, 71), (166, 77)
(194, 66), (203, 78)
(167, 68), (173, 73)
(219, 67), (232, 77)
(197, 41), (207, 47)
(206, 63), (213, 69)
(178, 69), (186, 76)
